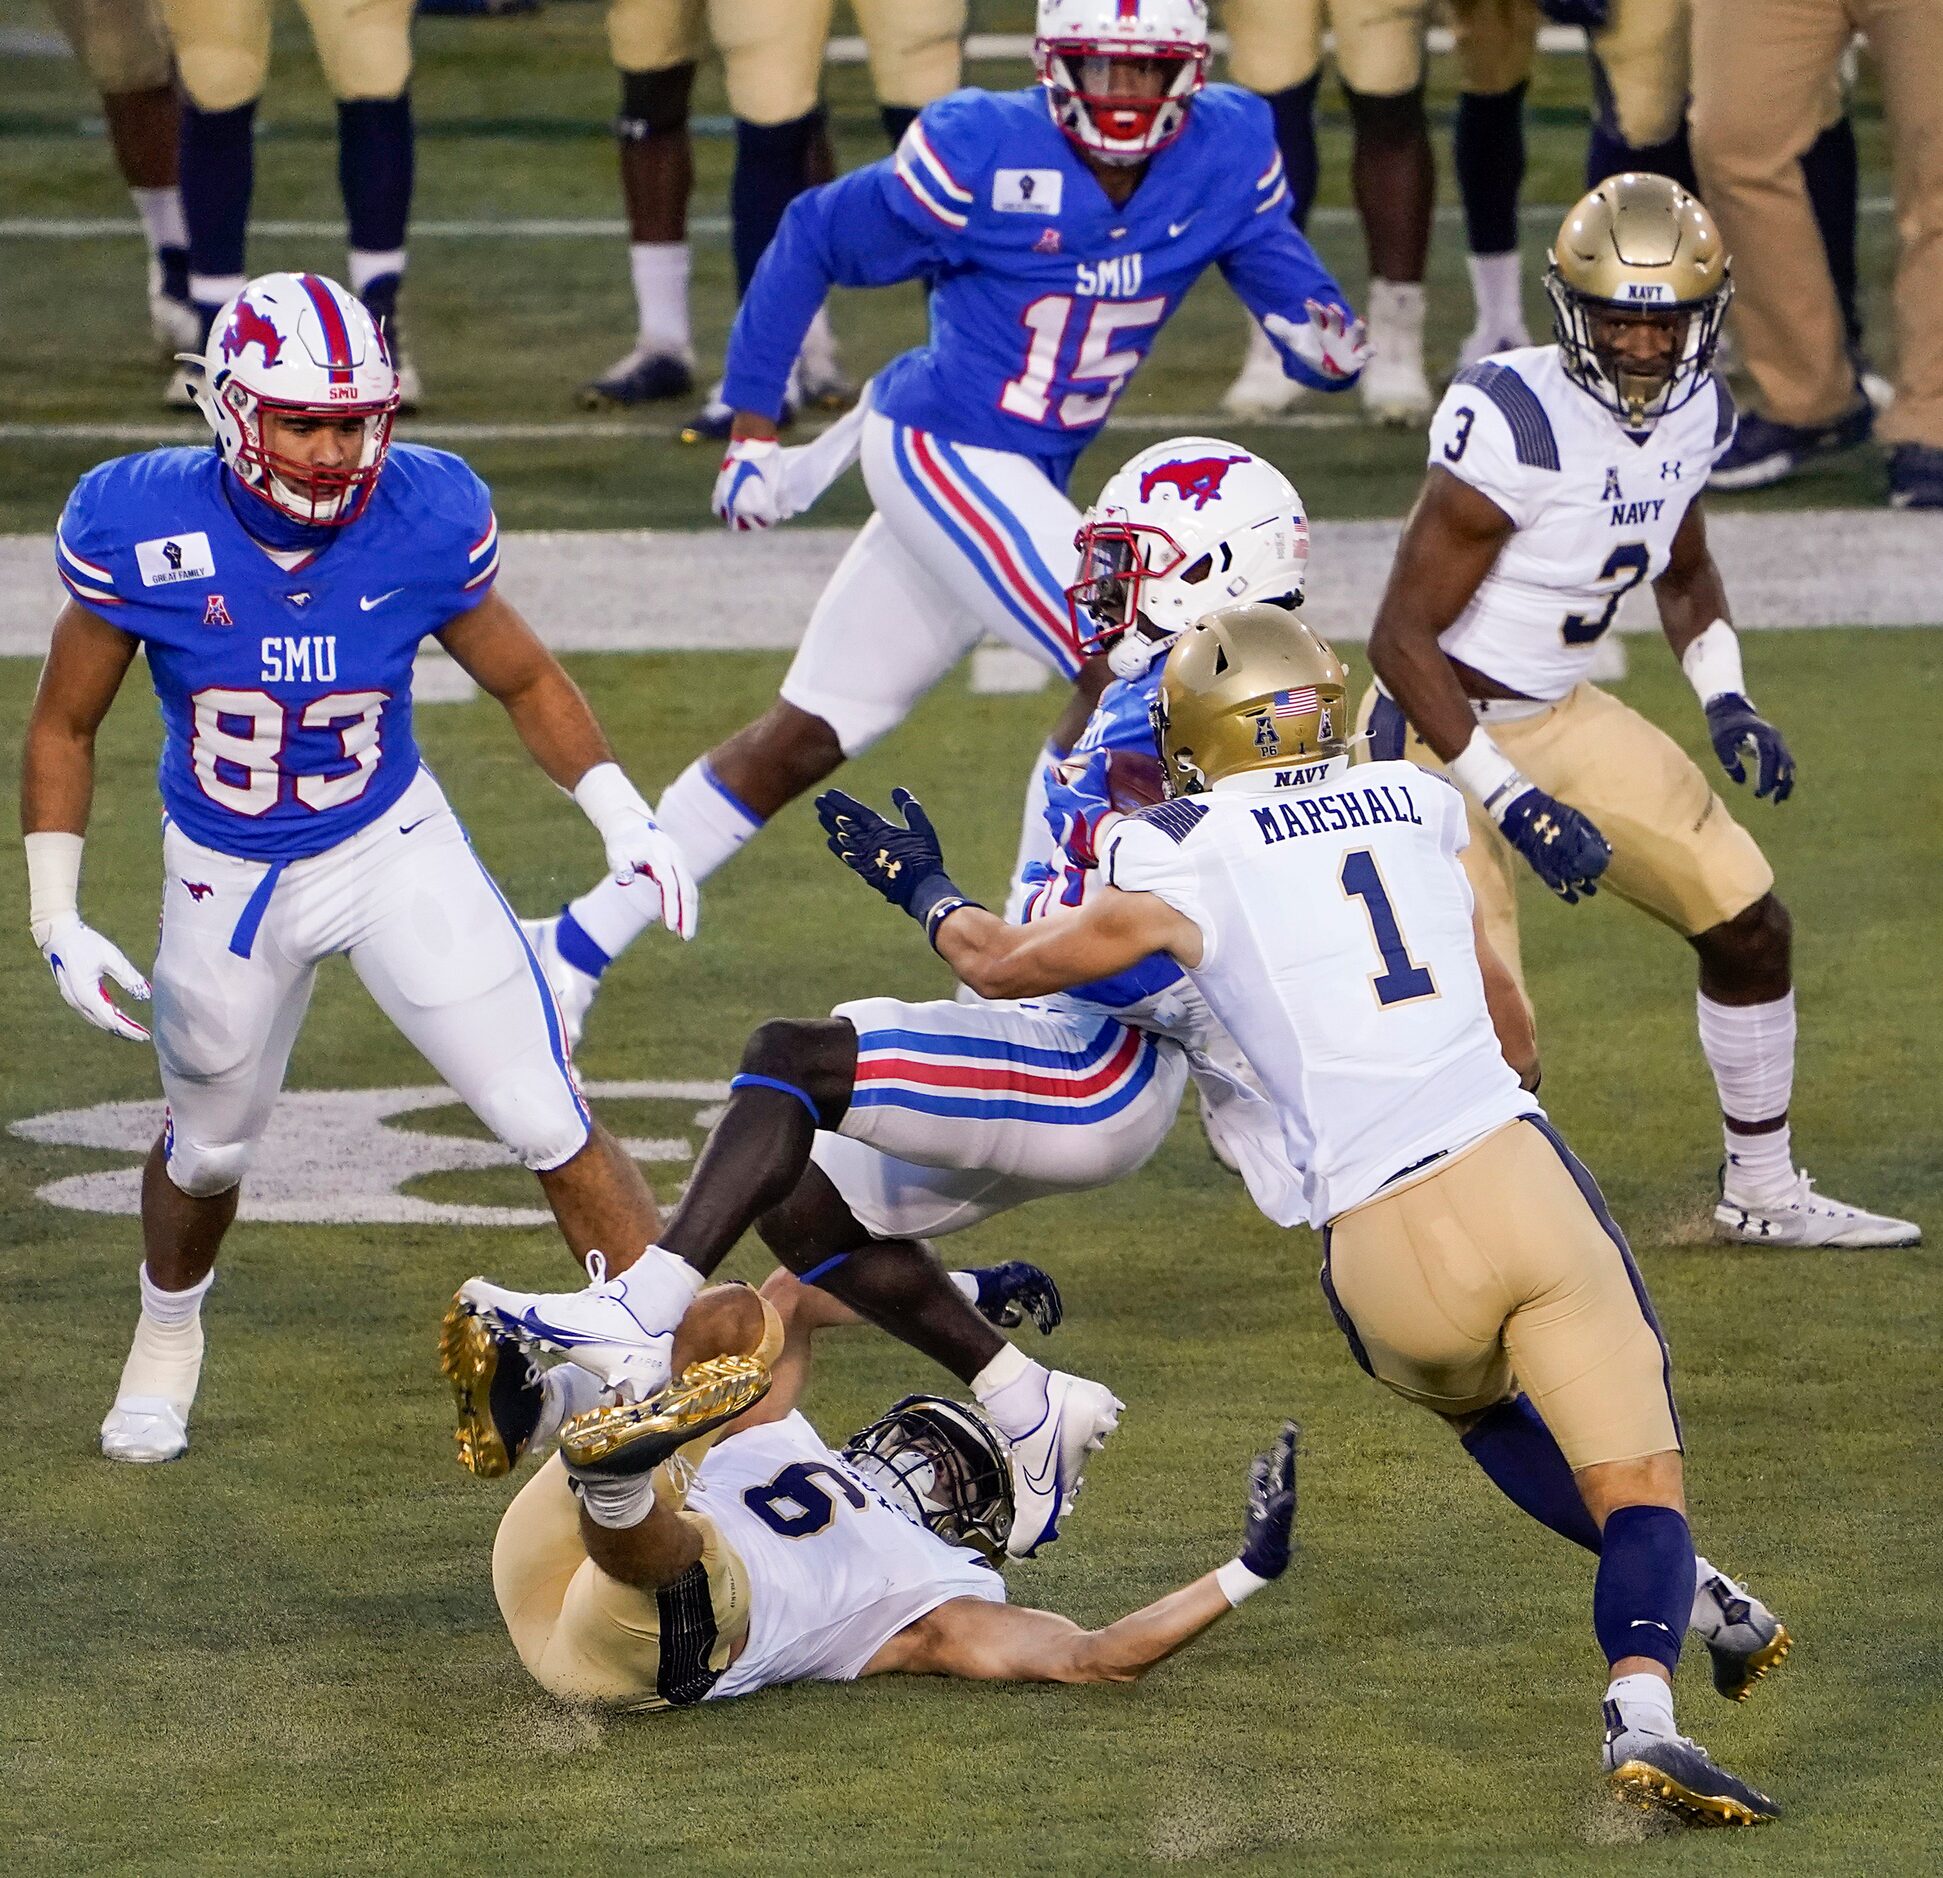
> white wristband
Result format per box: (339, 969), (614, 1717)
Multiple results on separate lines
(572, 761), (655, 837)
(1444, 727), (1531, 819)
(1215, 1557), (1272, 1607)
(1681, 619), (1747, 707)
(25, 830), (83, 947)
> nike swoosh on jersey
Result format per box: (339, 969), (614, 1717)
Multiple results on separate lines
(1169, 215), (1197, 237)
(359, 588), (405, 611)
(397, 813), (436, 836)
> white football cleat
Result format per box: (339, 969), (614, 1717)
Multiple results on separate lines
(521, 915), (599, 1048)
(457, 1247), (700, 1396)
(1715, 1169), (1920, 1249)
(1360, 279), (1433, 425)
(1002, 1370), (1123, 1559)
(148, 274), (202, 357)
(1456, 315), (1531, 371)
(1692, 1566), (1792, 1702)
(101, 1396), (189, 1464)
(1220, 316), (1307, 418)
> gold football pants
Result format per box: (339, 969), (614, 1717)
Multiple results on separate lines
(157, 0), (412, 110)
(1355, 680), (1774, 992)
(1324, 1118), (1681, 1469)
(610, 0), (963, 118)
(1223, 0), (1430, 99)
(45, 0), (174, 95)
(1692, 0), (1943, 446)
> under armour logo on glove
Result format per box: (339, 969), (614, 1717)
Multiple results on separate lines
(816, 786), (982, 945)
(875, 848), (902, 879)
(1495, 786), (1611, 904)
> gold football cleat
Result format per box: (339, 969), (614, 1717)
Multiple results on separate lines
(438, 1295), (539, 1480)
(560, 1354), (772, 1473)
(1720, 1622), (1792, 1704)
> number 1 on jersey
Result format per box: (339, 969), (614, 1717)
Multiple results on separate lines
(1340, 850), (1438, 1007)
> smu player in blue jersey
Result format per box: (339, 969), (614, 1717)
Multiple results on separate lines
(21, 273), (699, 1466)
(525, 0), (1372, 1043)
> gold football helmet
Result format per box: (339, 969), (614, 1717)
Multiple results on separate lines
(1150, 603), (1349, 797)
(1545, 172), (1732, 429)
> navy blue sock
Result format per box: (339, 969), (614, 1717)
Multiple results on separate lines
(159, 244), (191, 303)
(180, 99), (256, 284)
(1454, 82), (1526, 256)
(338, 94), (415, 255)
(1801, 114), (1861, 350)
(1594, 1504), (1694, 1676)
(1262, 76), (1321, 232)
(1460, 1394), (1601, 1551)
(879, 103), (918, 148)
(1586, 120), (1698, 197)
(732, 109), (822, 295)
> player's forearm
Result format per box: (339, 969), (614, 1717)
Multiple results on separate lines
(1366, 612), (1479, 762)
(1654, 554), (1733, 665)
(19, 715), (96, 837)
(932, 905), (1090, 1001)
(497, 668), (617, 793)
(1068, 1574), (1239, 1684)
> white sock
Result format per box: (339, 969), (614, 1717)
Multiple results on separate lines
(538, 1362), (609, 1449)
(630, 240), (692, 357)
(1698, 991), (1796, 1199)
(189, 270), (247, 312)
(131, 185), (187, 257)
(566, 758), (763, 962)
(970, 1344), (1051, 1443)
(1002, 741), (1061, 923)
(570, 1466), (656, 1529)
(1604, 1670), (1677, 1739)
(140, 1261), (212, 1327)
(949, 1270), (980, 1303)
(1465, 249), (1523, 337)
(1689, 1553), (1725, 1635)
(117, 1264), (213, 1412)
(799, 303), (839, 379)
(347, 248), (406, 296)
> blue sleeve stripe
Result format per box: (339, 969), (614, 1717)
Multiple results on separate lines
(1712, 373), (1736, 446)
(1138, 798), (1209, 844)
(1452, 361), (1560, 471)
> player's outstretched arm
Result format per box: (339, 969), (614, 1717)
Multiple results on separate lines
(1475, 910), (1540, 1091)
(440, 591), (697, 936)
(814, 786), (1198, 998)
(1655, 503), (1794, 804)
(867, 1423), (1299, 1686)
(21, 601), (151, 1042)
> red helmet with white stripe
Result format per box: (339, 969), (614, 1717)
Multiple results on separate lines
(1035, 0), (1210, 164)
(187, 271), (400, 527)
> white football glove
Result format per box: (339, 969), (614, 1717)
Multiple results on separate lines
(1263, 299), (1373, 383)
(39, 912), (152, 1042)
(712, 437), (792, 533)
(572, 763), (699, 940)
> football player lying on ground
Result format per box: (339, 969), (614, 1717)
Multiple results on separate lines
(523, 0), (1370, 1043)
(1362, 174), (1916, 1250)
(446, 1268), (1299, 1710)
(813, 605), (1788, 1825)
(22, 272), (694, 1464)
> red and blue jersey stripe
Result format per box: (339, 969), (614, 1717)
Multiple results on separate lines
(850, 1015), (1161, 1125)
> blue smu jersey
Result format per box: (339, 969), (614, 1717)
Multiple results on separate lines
(723, 84), (1352, 470)
(56, 444), (499, 859)
(1025, 665), (1185, 1007)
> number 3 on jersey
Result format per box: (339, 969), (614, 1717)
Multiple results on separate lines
(190, 686), (389, 816)
(1000, 294), (1168, 427)
(1560, 542), (1650, 645)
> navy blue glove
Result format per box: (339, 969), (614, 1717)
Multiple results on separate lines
(963, 1260), (1063, 1336)
(1496, 786), (1612, 904)
(1705, 693), (1795, 802)
(815, 786), (978, 940)
(1239, 1421), (1299, 1581)
(1536, 0), (1609, 26)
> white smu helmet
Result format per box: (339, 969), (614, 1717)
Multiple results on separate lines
(1068, 438), (1311, 678)
(186, 271), (400, 527)
(1035, 0), (1210, 165)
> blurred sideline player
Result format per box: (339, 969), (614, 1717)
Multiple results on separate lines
(1445, 1), (1879, 395)
(587, 0), (965, 423)
(443, 1274), (1299, 1710)
(527, 0), (1368, 1040)
(44, 0), (196, 369)
(1220, 0), (1436, 423)
(1361, 176), (1917, 1248)
(819, 606), (1788, 1825)
(23, 273), (697, 1464)
(156, 0), (423, 407)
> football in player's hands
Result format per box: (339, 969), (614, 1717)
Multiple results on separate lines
(1704, 693), (1795, 803)
(1105, 748), (1167, 814)
(1239, 1420), (1299, 1580)
(964, 1260), (1064, 1336)
(1494, 786), (1612, 904)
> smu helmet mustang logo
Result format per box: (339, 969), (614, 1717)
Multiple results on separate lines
(220, 298), (284, 369)
(1139, 454), (1248, 509)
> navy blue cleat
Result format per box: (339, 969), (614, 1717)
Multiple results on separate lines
(580, 343), (696, 411)
(1709, 401), (1872, 492)
(1603, 1717), (1780, 1827)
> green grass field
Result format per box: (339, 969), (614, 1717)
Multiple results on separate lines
(4, 6), (1940, 1871)
(2, 631), (1938, 1874)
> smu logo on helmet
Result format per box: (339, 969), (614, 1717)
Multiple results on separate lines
(220, 298), (284, 369)
(1139, 454), (1247, 509)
